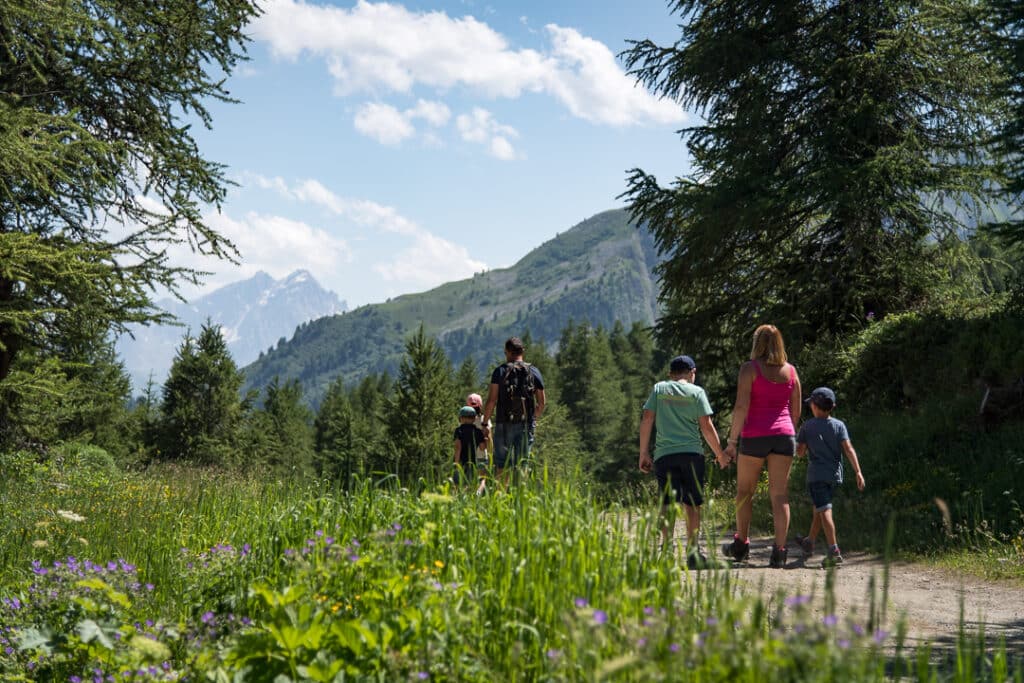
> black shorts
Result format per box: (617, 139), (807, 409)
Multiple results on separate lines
(654, 453), (705, 507)
(739, 435), (796, 457)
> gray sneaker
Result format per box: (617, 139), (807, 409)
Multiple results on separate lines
(822, 547), (844, 568)
(795, 535), (814, 559)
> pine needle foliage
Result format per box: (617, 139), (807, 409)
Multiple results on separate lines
(622, 0), (1007, 368)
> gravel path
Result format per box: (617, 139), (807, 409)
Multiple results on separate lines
(716, 536), (1024, 656)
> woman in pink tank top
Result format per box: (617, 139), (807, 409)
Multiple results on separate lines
(722, 325), (802, 568)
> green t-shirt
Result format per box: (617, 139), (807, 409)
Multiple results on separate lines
(643, 380), (713, 459)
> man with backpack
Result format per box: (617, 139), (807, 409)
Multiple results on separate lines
(481, 337), (545, 484)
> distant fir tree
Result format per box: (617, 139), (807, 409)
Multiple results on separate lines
(623, 0), (1006, 369)
(158, 323), (243, 464)
(315, 375), (359, 484)
(0, 0), (258, 435)
(455, 355), (481, 402)
(556, 323), (620, 458)
(386, 325), (457, 482)
(254, 377), (314, 474)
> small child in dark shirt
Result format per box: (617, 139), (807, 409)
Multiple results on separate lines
(453, 406), (486, 490)
(795, 387), (866, 567)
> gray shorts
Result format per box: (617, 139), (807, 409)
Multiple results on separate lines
(739, 434), (796, 457)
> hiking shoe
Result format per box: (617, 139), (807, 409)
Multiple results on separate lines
(723, 534), (750, 562)
(822, 547), (844, 568)
(686, 550), (728, 570)
(686, 550), (708, 570)
(769, 544), (788, 568)
(795, 535), (814, 559)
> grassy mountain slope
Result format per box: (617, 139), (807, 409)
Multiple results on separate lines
(242, 209), (661, 403)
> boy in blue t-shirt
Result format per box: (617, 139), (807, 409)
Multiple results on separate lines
(794, 387), (866, 567)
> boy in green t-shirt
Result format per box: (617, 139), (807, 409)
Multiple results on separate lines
(639, 355), (730, 569)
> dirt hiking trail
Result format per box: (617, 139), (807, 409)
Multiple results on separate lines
(716, 536), (1024, 656)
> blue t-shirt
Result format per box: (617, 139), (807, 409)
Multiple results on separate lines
(797, 416), (850, 484)
(489, 362), (544, 423)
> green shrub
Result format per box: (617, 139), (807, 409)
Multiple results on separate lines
(52, 442), (119, 476)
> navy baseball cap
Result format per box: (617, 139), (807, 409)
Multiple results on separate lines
(805, 387), (836, 409)
(670, 355), (696, 373)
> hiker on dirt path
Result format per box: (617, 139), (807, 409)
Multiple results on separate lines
(723, 324), (802, 568)
(639, 354), (729, 569)
(482, 337), (545, 485)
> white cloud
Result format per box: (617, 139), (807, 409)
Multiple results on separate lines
(243, 173), (487, 289)
(146, 208), (352, 296)
(456, 107), (520, 160)
(353, 98), (450, 145)
(252, 0), (685, 127)
(407, 99), (451, 127)
(353, 102), (416, 145)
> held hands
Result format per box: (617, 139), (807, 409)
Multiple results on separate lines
(714, 449), (731, 469)
(723, 442), (737, 464)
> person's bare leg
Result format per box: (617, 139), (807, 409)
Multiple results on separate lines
(766, 454), (793, 548)
(684, 504), (700, 550)
(808, 509), (822, 543)
(734, 455), (763, 541)
(821, 508), (837, 547)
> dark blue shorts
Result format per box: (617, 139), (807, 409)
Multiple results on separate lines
(808, 480), (836, 511)
(654, 453), (705, 507)
(739, 435), (796, 457)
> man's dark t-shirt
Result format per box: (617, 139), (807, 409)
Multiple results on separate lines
(453, 424), (484, 465)
(490, 362), (544, 424)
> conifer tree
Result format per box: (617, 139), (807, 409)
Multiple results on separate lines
(257, 377), (314, 473)
(623, 0), (1006, 367)
(556, 323), (620, 457)
(315, 376), (359, 484)
(0, 0), (258, 415)
(158, 323), (243, 463)
(386, 325), (456, 481)
(989, 0), (1024, 239)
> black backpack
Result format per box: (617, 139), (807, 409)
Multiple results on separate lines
(500, 361), (535, 423)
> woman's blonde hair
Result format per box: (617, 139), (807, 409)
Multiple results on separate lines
(750, 324), (787, 365)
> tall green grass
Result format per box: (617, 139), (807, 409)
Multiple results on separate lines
(0, 456), (1019, 680)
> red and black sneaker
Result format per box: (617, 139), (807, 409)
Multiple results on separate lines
(723, 534), (750, 562)
(769, 544), (788, 568)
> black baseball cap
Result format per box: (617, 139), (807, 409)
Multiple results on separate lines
(805, 387), (836, 410)
(670, 355), (696, 373)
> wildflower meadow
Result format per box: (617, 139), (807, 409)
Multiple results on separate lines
(0, 453), (1019, 681)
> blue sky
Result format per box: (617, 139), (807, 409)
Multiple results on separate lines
(175, 0), (694, 306)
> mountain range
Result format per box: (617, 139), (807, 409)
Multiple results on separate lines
(117, 270), (346, 391)
(241, 208), (663, 404)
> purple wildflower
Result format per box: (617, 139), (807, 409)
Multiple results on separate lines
(669, 643), (680, 653)
(838, 639), (851, 649)
(201, 611), (215, 625)
(546, 649), (561, 660)
(822, 615), (838, 627)
(873, 629), (889, 644)
(574, 597), (588, 608)
(785, 595), (811, 607)
(417, 672), (429, 680)
(593, 610), (608, 625)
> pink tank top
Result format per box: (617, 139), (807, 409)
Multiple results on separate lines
(741, 361), (796, 438)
